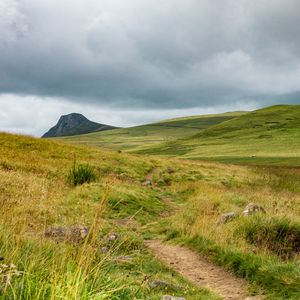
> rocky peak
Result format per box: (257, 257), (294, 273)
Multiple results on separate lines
(42, 113), (116, 138)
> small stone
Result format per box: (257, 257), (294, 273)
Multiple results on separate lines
(142, 180), (152, 187)
(101, 246), (109, 254)
(107, 232), (119, 241)
(243, 203), (266, 216)
(44, 225), (88, 243)
(69, 225), (89, 242)
(115, 255), (133, 262)
(217, 212), (237, 225)
(44, 226), (67, 239)
(161, 296), (186, 300)
(149, 280), (181, 291)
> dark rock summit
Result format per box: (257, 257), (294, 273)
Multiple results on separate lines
(42, 113), (117, 138)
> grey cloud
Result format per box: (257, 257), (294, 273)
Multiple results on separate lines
(0, 0), (299, 111)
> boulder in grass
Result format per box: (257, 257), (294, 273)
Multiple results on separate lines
(107, 232), (119, 241)
(243, 203), (266, 216)
(44, 225), (88, 243)
(217, 212), (237, 225)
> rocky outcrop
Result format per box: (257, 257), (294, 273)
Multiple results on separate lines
(42, 113), (117, 138)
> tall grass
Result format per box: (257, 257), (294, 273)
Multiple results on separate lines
(68, 163), (96, 186)
(241, 216), (300, 259)
(1, 132), (299, 299)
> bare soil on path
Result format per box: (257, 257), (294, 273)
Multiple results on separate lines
(145, 240), (256, 300)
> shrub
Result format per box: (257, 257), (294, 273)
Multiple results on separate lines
(68, 163), (96, 186)
(242, 216), (300, 259)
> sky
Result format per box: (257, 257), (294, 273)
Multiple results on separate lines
(1, 0), (300, 136)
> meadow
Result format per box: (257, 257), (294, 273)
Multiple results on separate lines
(62, 105), (300, 167)
(60, 112), (244, 152)
(0, 132), (299, 299)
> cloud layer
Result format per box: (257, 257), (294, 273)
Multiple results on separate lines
(0, 0), (300, 134)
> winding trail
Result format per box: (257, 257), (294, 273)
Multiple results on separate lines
(145, 240), (253, 300)
(144, 167), (158, 183)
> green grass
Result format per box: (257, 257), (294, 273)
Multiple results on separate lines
(241, 216), (300, 259)
(183, 236), (300, 299)
(59, 105), (300, 166)
(59, 111), (244, 152)
(137, 105), (300, 166)
(68, 163), (97, 186)
(0, 131), (299, 299)
(0, 132), (221, 299)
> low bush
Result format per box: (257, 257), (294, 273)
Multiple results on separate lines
(242, 216), (300, 259)
(68, 163), (96, 186)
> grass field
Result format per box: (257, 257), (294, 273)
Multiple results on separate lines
(0, 132), (299, 299)
(136, 105), (300, 166)
(60, 111), (244, 152)
(60, 105), (300, 167)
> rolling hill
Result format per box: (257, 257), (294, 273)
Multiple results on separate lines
(59, 105), (300, 166)
(59, 111), (245, 151)
(0, 132), (299, 299)
(137, 105), (300, 166)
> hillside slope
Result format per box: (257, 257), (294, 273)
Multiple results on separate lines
(42, 113), (117, 138)
(137, 105), (300, 166)
(0, 132), (299, 299)
(60, 111), (245, 151)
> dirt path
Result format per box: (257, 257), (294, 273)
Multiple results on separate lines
(144, 167), (158, 183)
(145, 240), (252, 300)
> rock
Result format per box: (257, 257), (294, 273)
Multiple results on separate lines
(115, 255), (133, 263)
(149, 280), (181, 291)
(243, 203), (266, 216)
(142, 180), (152, 187)
(0, 256), (4, 261)
(100, 246), (109, 254)
(42, 113), (117, 138)
(107, 232), (119, 241)
(217, 212), (237, 224)
(44, 225), (88, 243)
(161, 296), (186, 300)
(44, 226), (67, 239)
(69, 225), (89, 242)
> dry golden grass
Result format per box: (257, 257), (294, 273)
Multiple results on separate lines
(0, 133), (221, 299)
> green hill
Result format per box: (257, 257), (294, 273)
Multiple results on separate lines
(60, 111), (245, 151)
(138, 105), (300, 166)
(1, 132), (299, 299)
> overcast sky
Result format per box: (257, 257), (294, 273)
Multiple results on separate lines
(1, 0), (300, 136)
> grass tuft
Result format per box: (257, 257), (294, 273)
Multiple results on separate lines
(241, 216), (300, 259)
(68, 163), (96, 186)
